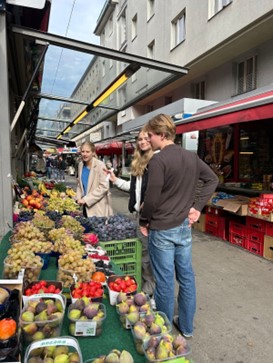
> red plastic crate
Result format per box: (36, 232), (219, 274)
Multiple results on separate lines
(246, 239), (264, 256)
(205, 224), (218, 237)
(229, 232), (246, 248)
(265, 222), (273, 237)
(247, 228), (264, 244)
(229, 221), (247, 237)
(246, 216), (266, 233)
(206, 206), (227, 216)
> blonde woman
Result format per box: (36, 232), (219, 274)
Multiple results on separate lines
(106, 130), (155, 297)
(76, 141), (113, 218)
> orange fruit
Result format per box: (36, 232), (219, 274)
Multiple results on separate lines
(92, 271), (106, 283)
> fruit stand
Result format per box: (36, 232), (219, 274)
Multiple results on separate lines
(0, 231), (146, 362)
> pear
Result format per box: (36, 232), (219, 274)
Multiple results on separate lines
(22, 322), (38, 335)
(32, 331), (45, 341)
(44, 358), (54, 363)
(68, 352), (80, 363)
(149, 322), (162, 335)
(116, 291), (127, 304)
(104, 352), (119, 363)
(116, 301), (129, 314)
(55, 299), (64, 312)
(53, 346), (69, 358)
(154, 313), (165, 328)
(133, 323), (147, 340)
(92, 357), (106, 363)
(69, 323), (75, 335)
(68, 309), (81, 320)
(54, 354), (69, 363)
(35, 310), (48, 322)
(155, 344), (169, 360)
(21, 311), (35, 322)
(119, 350), (134, 363)
(126, 311), (139, 324)
(43, 345), (56, 358)
(145, 347), (156, 361)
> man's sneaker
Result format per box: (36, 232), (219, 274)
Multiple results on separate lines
(173, 315), (193, 339)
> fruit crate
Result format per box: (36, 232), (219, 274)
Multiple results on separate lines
(100, 238), (142, 262)
(101, 239), (142, 290)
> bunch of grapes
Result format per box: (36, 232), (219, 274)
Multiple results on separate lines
(11, 221), (46, 243)
(9, 239), (53, 254)
(47, 197), (80, 214)
(52, 235), (85, 255)
(57, 215), (85, 238)
(32, 213), (55, 229)
(57, 252), (95, 287)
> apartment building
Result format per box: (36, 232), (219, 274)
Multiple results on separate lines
(90, 0), (273, 132)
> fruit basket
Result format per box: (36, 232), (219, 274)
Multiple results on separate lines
(68, 301), (106, 336)
(107, 275), (137, 305)
(84, 349), (134, 363)
(24, 336), (83, 363)
(131, 311), (172, 355)
(20, 293), (66, 343)
(143, 333), (191, 362)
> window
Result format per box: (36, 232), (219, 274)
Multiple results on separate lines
(102, 61), (105, 78)
(147, 0), (155, 21)
(171, 11), (185, 49)
(192, 81), (206, 99)
(146, 104), (154, 113)
(208, 0), (232, 18)
(237, 56), (257, 94)
(108, 15), (113, 36)
(118, 7), (127, 49)
(132, 14), (137, 40)
(147, 40), (155, 59)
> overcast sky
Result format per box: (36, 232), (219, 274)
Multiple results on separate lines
(40, 0), (106, 116)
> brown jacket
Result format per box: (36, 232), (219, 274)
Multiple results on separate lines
(76, 158), (113, 218)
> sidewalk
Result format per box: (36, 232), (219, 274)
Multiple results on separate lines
(67, 176), (273, 362)
(109, 186), (273, 363)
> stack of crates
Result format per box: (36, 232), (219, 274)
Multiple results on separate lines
(205, 206), (239, 241)
(229, 219), (247, 248)
(246, 216), (265, 256)
(101, 238), (142, 289)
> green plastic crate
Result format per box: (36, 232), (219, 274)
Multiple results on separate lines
(101, 238), (142, 289)
(100, 238), (142, 262)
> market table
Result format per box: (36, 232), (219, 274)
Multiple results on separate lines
(0, 232), (146, 363)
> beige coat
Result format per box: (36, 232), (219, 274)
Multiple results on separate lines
(76, 158), (113, 218)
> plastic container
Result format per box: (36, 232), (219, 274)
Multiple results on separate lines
(70, 282), (103, 304)
(24, 336), (83, 363)
(67, 302), (106, 336)
(22, 281), (63, 304)
(20, 293), (66, 343)
(107, 275), (137, 305)
(34, 252), (51, 270)
(116, 293), (152, 329)
(131, 311), (172, 355)
(3, 256), (43, 282)
(143, 334), (191, 362)
(57, 266), (94, 289)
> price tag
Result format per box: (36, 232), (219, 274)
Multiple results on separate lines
(74, 321), (97, 336)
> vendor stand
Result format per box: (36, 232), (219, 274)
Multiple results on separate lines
(0, 231), (146, 363)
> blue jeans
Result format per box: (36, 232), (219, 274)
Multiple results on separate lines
(148, 218), (196, 335)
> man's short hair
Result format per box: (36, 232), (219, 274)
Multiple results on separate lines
(144, 114), (176, 141)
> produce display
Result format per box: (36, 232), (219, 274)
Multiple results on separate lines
(143, 333), (191, 362)
(89, 349), (134, 363)
(68, 301), (106, 336)
(6, 175), (195, 362)
(20, 294), (66, 343)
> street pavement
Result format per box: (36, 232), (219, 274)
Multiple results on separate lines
(67, 175), (273, 362)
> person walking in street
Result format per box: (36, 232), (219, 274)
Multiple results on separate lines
(105, 130), (156, 297)
(139, 114), (218, 338)
(76, 141), (113, 218)
(57, 155), (67, 182)
(45, 156), (52, 180)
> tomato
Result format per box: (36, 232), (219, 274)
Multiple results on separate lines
(47, 285), (56, 293)
(92, 271), (107, 283)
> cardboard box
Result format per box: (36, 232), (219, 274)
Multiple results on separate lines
(192, 213), (206, 232)
(212, 196), (249, 216)
(263, 235), (273, 261)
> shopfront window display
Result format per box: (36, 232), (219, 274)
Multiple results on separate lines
(198, 126), (234, 182)
(238, 121), (273, 187)
(198, 120), (273, 189)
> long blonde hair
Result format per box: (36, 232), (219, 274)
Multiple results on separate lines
(130, 130), (154, 177)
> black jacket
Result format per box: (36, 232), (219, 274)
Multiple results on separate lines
(128, 168), (149, 213)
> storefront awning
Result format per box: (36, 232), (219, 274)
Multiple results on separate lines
(175, 89), (273, 133)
